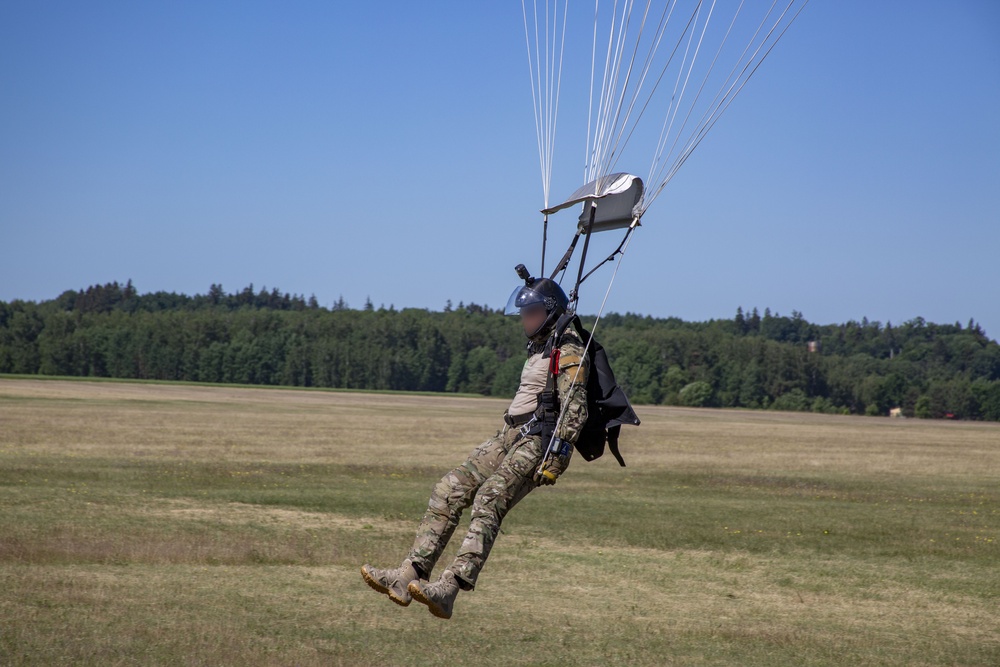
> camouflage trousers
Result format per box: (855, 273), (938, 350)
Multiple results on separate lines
(406, 423), (548, 590)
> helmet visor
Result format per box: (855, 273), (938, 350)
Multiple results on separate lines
(504, 285), (548, 316)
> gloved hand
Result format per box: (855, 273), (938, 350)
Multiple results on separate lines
(534, 438), (571, 485)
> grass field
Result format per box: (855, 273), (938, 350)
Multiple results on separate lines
(1, 377), (998, 666)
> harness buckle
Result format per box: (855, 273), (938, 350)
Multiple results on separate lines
(518, 416), (538, 438)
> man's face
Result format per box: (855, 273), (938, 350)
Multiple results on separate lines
(521, 303), (547, 336)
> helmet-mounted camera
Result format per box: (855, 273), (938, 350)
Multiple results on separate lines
(515, 263), (533, 284)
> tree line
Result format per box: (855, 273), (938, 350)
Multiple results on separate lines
(1, 281), (999, 421)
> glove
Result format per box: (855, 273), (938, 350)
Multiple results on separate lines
(534, 438), (572, 486)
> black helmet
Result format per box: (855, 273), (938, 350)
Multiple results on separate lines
(505, 276), (569, 340)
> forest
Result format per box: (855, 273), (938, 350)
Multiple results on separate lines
(1, 281), (999, 421)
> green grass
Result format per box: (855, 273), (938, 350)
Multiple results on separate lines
(1, 378), (998, 666)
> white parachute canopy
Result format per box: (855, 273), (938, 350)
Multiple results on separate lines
(523, 0), (809, 223)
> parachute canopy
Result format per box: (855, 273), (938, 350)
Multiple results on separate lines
(542, 172), (644, 234)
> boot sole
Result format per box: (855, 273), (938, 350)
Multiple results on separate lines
(407, 581), (452, 620)
(360, 566), (411, 607)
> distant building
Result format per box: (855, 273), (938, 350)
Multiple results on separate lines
(807, 341), (821, 353)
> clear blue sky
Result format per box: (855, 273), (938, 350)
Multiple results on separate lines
(2, 1), (998, 340)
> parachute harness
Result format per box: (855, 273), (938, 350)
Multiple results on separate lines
(533, 196), (640, 478)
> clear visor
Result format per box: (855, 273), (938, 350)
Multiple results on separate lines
(504, 285), (547, 316)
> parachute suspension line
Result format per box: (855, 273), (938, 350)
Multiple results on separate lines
(587, 0), (635, 184)
(522, 1), (546, 203)
(643, 0), (808, 211)
(545, 0), (570, 210)
(651, 0), (744, 187)
(596, 0), (644, 182)
(522, 0), (570, 211)
(553, 1), (569, 196)
(647, 0), (749, 200)
(665, 0), (807, 190)
(646, 0), (717, 198)
(602, 0), (678, 176)
(589, 0), (683, 182)
(585, 0), (599, 188)
(586, 0), (614, 183)
(605, 1), (698, 177)
(594, 0), (648, 180)
(587, 0), (714, 183)
(567, 0), (808, 215)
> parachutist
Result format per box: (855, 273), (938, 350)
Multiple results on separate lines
(361, 277), (590, 619)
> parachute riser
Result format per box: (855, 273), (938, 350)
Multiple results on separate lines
(546, 214), (641, 308)
(569, 203), (598, 306)
(548, 232), (580, 282)
(540, 213), (549, 277)
(577, 216), (640, 287)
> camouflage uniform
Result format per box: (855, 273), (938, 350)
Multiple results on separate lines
(407, 329), (589, 590)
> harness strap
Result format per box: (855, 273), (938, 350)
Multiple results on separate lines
(504, 411), (536, 427)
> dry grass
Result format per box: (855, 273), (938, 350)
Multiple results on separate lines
(1, 377), (998, 666)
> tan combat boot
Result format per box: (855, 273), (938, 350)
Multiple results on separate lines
(408, 570), (460, 619)
(360, 559), (419, 606)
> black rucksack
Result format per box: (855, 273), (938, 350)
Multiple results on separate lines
(544, 315), (640, 466)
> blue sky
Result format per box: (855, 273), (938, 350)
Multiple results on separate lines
(2, 1), (998, 340)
